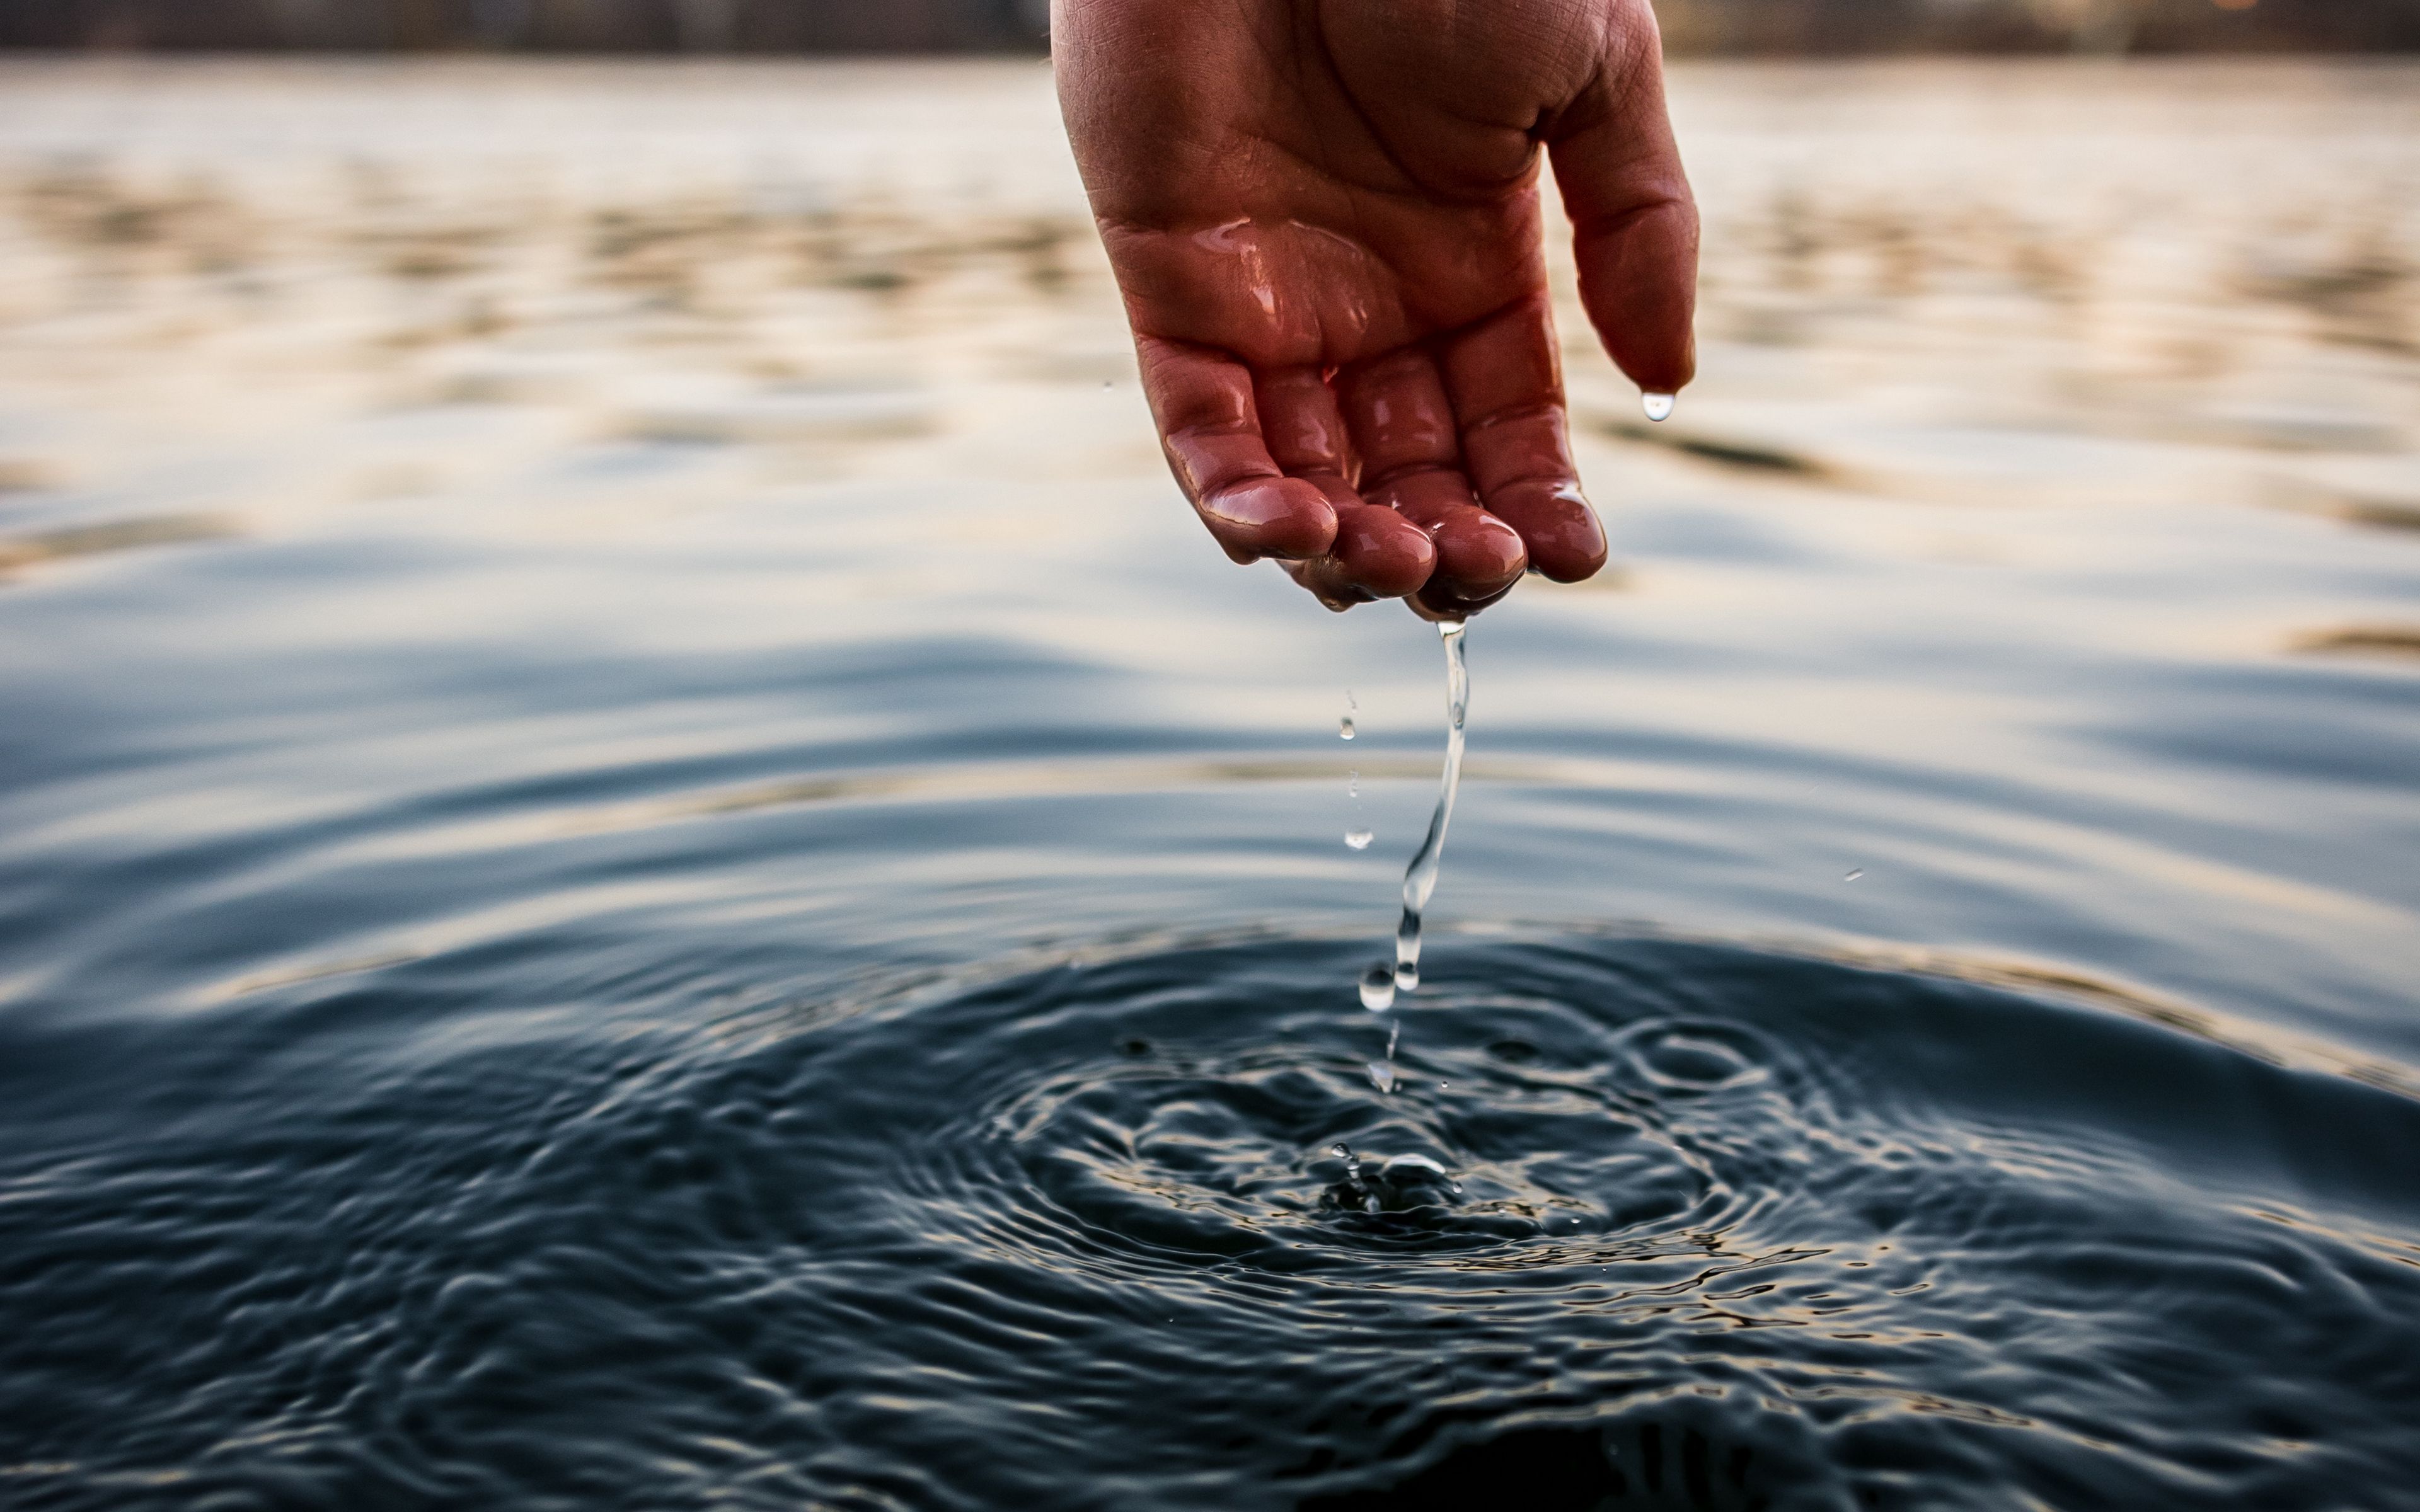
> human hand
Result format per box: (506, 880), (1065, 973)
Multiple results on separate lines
(1055, 0), (1697, 618)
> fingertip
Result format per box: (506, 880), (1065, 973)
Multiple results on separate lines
(1284, 556), (1373, 613)
(1330, 502), (1436, 600)
(1368, 469), (1526, 605)
(1199, 476), (1337, 561)
(1619, 333), (1696, 398)
(1410, 576), (1518, 622)
(1430, 509), (1527, 600)
(1486, 478), (1609, 583)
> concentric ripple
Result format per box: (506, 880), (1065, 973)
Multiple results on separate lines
(3, 932), (2418, 1510)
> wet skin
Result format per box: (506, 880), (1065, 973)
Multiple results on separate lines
(1055, 0), (1698, 617)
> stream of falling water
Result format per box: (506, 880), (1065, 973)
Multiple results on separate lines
(1357, 621), (1469, 1089)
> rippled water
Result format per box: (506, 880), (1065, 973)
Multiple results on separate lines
(1, 57), (2417, 1509)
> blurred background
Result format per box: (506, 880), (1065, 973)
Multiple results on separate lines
(3, 0), (2418, 52)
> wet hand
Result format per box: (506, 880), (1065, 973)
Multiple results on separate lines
(1056, 0), (1697, 617)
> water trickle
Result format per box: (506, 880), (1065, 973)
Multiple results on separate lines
(1642, 391), (1676, 423)
(1345, 829), (1373, 850)
(1357, 962), (1396, 1012)
(1391, 621), (1469, 996)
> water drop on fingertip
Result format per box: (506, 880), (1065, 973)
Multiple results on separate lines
(1642, 391), (1675, 423)
(1358, 963), (1396, 1012)
(1345, 828), (1373, 850)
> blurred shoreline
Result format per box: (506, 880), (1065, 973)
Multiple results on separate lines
(1, 0), (2417, 57)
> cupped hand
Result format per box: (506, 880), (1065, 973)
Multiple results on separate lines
(1056, 0), (1697, 617)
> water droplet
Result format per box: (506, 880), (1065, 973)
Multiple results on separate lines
(1642, 391), (1675, 423)
(1843, 868), (1865, 881)
(1339, 716), (1356, 740)
(1357, 962), (1395, 1012)
(1345, 828), (1373, 850)
(1366, 1061), (1397, 1094)
(1346, 770), (1358, 799)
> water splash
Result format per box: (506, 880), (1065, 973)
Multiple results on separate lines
(1642, 391), (1676, 423)
(1328, 1141), (1375, 1211)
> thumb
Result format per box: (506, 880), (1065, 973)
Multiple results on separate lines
(1546, 9), (1698, 395)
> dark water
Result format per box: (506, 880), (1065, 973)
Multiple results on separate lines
(6, 928), (2420, 1509)
(5, 57), (2420, 1512)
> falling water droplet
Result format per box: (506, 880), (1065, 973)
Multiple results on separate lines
(1366, 1061), (1397, 1094)
(1844, 868), (1865, 881)
(1345, 828), (1373, 850)
(1358, 962), (1396, 1012)
(1642, 391), (1676, 423)
(1339, 716), (1356, 740)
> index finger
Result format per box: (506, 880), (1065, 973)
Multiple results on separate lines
(1546, 2), (1698, 396)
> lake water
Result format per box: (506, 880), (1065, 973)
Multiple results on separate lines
(1, 57), (2416, 1509)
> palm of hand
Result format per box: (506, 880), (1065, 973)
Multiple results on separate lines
(1059, 0), (1697, 616)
